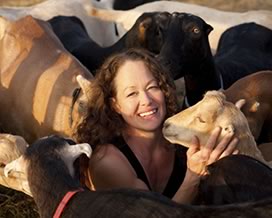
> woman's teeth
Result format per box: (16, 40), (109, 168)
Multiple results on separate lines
(139, 109), (157, 117)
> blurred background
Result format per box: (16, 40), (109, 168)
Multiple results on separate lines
(0, 0), (271, 11)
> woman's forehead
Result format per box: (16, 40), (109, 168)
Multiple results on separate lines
(115, 60), (156, 87)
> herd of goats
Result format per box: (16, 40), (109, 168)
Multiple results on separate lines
(0, 0), (272, 217)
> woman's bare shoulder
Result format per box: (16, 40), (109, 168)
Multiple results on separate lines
(90, 143), (128, 166)
(89, 143), (147, 190)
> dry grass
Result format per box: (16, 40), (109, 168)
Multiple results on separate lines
(0, 186), (39, 218)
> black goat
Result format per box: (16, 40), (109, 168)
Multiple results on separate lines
(158, 12), (272, 106)
(195, 154), (272, 205)
(113, 0), (160, 10)
(49, 12), (170, 74)
(4, 135), (272, 218)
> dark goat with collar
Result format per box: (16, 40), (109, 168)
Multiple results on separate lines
(158, 12), (272, 106)
(5, 135), (272, 218)
(49, 12), (170, 74)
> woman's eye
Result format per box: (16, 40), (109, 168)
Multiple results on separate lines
(196, 116), (206, 123)
(127, 92), (137, 97)
(148, 85), (159, 90)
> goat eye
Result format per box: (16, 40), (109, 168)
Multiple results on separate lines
(196, 116), (206, 123)
(192, 27), (200, 34)
(78, 101), (84, 108)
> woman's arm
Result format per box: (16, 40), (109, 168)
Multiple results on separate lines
(172, 127), (239, 204)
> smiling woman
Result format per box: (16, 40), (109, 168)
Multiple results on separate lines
(75, 48), (239, 204)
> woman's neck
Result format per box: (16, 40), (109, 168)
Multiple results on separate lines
(122, 128), (175, 193)
(123, 127), (168, 150)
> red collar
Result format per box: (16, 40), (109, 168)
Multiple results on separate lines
(53, 188), (84, 218)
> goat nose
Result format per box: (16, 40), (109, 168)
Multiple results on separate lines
(163, 122), (170, 129)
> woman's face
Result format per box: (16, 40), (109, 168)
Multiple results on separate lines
(112, 60), (166, 134)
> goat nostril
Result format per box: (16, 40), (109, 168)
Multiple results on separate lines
(163, 122), (170, 129)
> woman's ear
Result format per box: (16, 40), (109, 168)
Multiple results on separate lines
(110, 98), (121, 114)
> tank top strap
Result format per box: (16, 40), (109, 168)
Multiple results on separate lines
(113, 137), (152, 190)
(162, 145), (187, 198)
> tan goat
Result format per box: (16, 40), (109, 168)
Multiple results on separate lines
(163, 90), (267, 164)
(0, 15), (94, 144)
(0, 133), (31, 196)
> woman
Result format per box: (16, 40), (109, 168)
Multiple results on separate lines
(75, 48), (239, 204)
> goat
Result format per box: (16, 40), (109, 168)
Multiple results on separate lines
(195, 154), (272, 205)
(0, 134), (30, 195)
(48, 12), (171, 74)
(89, 1), (272, 53)
(157, 13), (272, 106)
(223, 71), (272, 144)
(4, 135), (272, 218)
(163, 90), (268, 165)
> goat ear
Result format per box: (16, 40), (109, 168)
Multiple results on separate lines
(4, 156), (27, 177)
(235, 99), (246, 110)
(63, 143), (92, 160)
(249, 101), (260, 112)
(76, 75), (93, 100)
(206, 23), (213, 35)
(60, 143), (92, 178)
(222, 124), (235, 135)
(138, 17), (152, 43)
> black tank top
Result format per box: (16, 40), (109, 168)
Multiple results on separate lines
(112, 137), (187, 198)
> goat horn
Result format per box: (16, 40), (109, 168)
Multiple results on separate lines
(235, 99), (246, 109)
(76, 75), (93, 100)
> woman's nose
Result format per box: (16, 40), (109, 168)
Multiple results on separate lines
(140, 91), (152, 106)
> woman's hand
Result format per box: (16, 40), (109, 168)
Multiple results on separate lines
(186, 127), (239, 176)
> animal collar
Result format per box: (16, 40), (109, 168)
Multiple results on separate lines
(184, 72), (224, 108)
(69, 88), (81, 127)
(53, 188), (84, 218)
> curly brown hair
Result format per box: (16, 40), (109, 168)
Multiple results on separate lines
(75, 48), (179, 148)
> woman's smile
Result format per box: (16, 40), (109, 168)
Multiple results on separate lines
(139, 108), (158, 117)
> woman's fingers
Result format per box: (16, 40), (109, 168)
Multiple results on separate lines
(186, 128), (240, 176)
(187, 136), (200, 157)
(186, 136), (207, 175)
(201, 127), (221, 161)
(207, 131), (235, 164)
(218, 137), (239, 160)
(232, 149), (239, 155)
